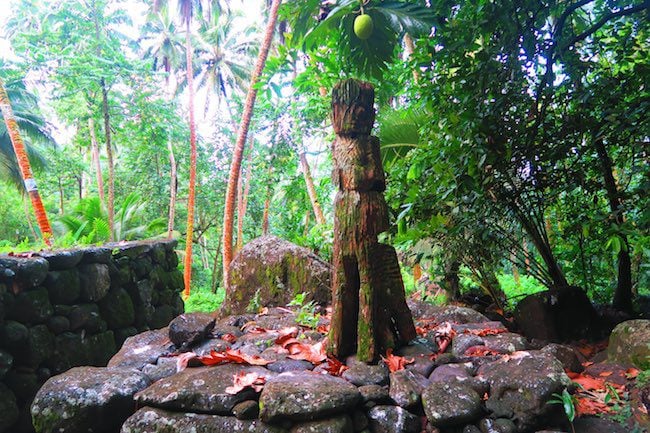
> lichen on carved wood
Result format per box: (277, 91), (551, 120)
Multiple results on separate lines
(328, 79), (416, 363)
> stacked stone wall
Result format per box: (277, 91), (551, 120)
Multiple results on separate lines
(0, 240), (184, 433)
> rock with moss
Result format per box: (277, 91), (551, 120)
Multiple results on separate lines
(221, 236), (331, 316)
(607, 319), (650, 369)
(31, 366), (151, 433)
(121, 406), (288, 433)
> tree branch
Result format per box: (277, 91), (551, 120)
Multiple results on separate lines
(561, 1), (650, 50)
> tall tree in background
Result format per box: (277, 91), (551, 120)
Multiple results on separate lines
(222, 0), (282, 289)
(153, 0), (204, 298)
(0, 77), (54, 245)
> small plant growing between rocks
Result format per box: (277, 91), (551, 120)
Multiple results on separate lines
(547, 388), (576, 433)
(247, 289), (262, 313)
(288, 292), (320, 328)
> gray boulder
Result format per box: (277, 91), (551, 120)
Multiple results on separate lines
(607, 319), (650, 369)
(121, 406), (288, 433)
(108, 328), (171, 369)
(134, 364), (274, 415)
(31, 366), (151, 433)
(221, 236), (331, 316)
(477, 351), (570, 430)
(260, 371), (360, 423)
(290, 415), (353, 433)
(422, 381), (482, 427)
(367, 405), (420, 433)
(389, 369), (429, 409)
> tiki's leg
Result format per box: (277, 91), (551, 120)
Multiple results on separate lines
(328, 245), (359, 358)
(356, 242), (377, 363)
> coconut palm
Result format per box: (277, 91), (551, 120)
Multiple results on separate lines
(0, 73), (53, 190)
(195, 9), (257, 116)
(0, 75), (54, 245)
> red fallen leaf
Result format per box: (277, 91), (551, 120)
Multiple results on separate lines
(316, 324), (330, 334)
(574, 394), (615, 417)
(176, 351), (199, 372)
(582, 361), (594, 367)
(626, 368), (640, 379)
(286, 340), (327, 364)
(598, 371), (613, 377)
(198, 349), (272, 366)
(221, 333), (238, 344)
(225, 371), (266, 394)
(381, 348), (414, 373)
(241, 323), (269, 334)
(568, 372), (623, 393)
(274, 327), (299, 345)
(432, 322), (456, 354)
(323, 357), (348, 376)
(464, 328), (508, 337)
(464, 346), (501, 357)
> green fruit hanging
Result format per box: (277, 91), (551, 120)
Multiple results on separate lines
(354, 14), (374, 40)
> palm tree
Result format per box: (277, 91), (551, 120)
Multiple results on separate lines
(0, 76), (54, 245)
(195, 8), (257, 117)
(221, 0), (282, 289)
(142, 5), (185, 239)
(0, 69), (53, 189)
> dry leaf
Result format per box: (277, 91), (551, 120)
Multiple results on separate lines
(464, 327), (508, 337)
(225, 371), (266, 394)
(198, 349), (272, 366)
(323, 357), (348, 376)
(381, 348), (414, 372)
(221, 333), (238, 343)
(175, 352), (198, 372)
(286, 340), (327, 364)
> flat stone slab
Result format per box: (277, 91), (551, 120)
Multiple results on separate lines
(135, 364), (274, 415)
(108, 328), (171, 369)
(31, 366), (151, 433)
(260, 371), (361, 423)
(168, 312), (216, 349)
(121, 406), (288, 433)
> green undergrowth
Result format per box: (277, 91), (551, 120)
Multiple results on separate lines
(184, 287), (225, 313)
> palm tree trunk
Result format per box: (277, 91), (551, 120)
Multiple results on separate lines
(222, 0), (282, 289)
(594, 137), (633, 313)
(262, 184), (271, 235)
(236, 142), (254, 252)
(183, 18), (198, 299)
(100, 81), (115, 241)
(299, 151), (326, 225)
(0, 78), (53, 246)
(88, 117), (106, 205)
(167, 137), (177, 238)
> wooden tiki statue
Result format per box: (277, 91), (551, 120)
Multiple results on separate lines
(327, 79), (416, 363)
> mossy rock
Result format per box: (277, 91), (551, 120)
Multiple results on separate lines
(221, 236), (331, 316)
(608, 319), (650, 369)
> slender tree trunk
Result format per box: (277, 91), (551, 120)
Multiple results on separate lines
(100, 82), (115, 241)
(594, 137), (633, 313)
(222, 0), (281, 289)
(0, 77), (53, 246)
(58, 178), (64, 214)
(236, 141), (254, 252)
(23, 195), (38, 241)
(88, 117), (106, 205)
(167, 138), (177, 239)
(91, 2), (115, 241)
(443, 259), (460, 300)
(402, 33), (419, 82)
(519, 215), (569, 289)
(210, 234), (222, 293)
(183, 18), (199, 299)
(262, 184), (271, 235)
(299, 151), (326, 225)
